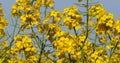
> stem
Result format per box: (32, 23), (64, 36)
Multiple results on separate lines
(81, 0), (89, 62)
(9, 26), (22, 48)
(8, 17), (18, 48)
(44, 3), (47, 18)
(108, 34), (111, 40)
(5, 26), (23, 56)
(38, 43), (45, 63)
(73, 27), (78, 36)
(38, 2), (48, 62)
(83, 0), (89, 43)
(109, 41), (119, 60)
(68, 53), (72, 63)
(31, 27), (41, 49)
(44, 52), (55, 63)
(93, 34), (97, 52)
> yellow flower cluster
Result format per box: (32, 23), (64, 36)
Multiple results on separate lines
(89, 4), (106, 18)
(11, 0), (54, 29)
(0, 3), (8, 38)
(114, 17), (120, 34)
(54, 36), (76, 56)
(11, 0), (48, 28)
(34, 10), (62, 47)
(44, 0), (54, 7)
(89, 4), (114, 34)
(13, 35), (36, 54)
(4, 34), (37, 63)
(63, 6), (82, 30)
(33, 0), (54, 11)
(53, 34), (87, 62)
(7, 55), (38, 63)
(53, 32), (110, 63)
(1, 0), (120, 63)
(20, 13), (40, 26)
(88, 4), (120, 62)
(96, 13), (114, 34)
(43, 10), (62, 24)
(38, 10), (63, 42)
(110, 46), (120, 62)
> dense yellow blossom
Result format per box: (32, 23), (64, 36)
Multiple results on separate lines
(95, 13), (114, 34)
(63, 6), (82, 30)
(45, 0), (54, 7)
(43, 10), (63, 24)
(0, 4), (8, 38)
(11, 0), (41, 28)
(20, 13), (40, 26)
(114, 17), (120, 34)
(0, 0), (120, 63)
(89, 4), (106, 18)
(14, 34), (37, 53)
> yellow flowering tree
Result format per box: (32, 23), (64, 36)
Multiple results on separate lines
(0, 0), (120, 63)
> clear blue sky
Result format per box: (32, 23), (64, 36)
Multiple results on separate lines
(1, 0), (120, 19)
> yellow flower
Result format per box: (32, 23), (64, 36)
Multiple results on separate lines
(1, 40), (8, 47)
(13, 34), (37, 55)
(20, 15), (26, 26)
(11, 5), (18, 17)
(79, 35), (86, 42)
(64, 8), (70, 13)
(99, 36), (106, 44)
(89, 4), (106, 18)
(0, 18), (8, 29)
(96, 57), (104, 63)
(106, 45), (114, 49)
(25, 47), (31, 52)
(57, 58), (64, 63)
(20, 13), (39, 26)
(114, 19), (120, 33)
(117, 43), (120, 48)
(0, 5), (8, 38)
(63, 6), (82, 30)
(73, 52), (81, 60)
(14, 41), (23, 51)
(45, 0), (54, 7)
(31, 47), (37, 53)
(0, 29), (5, 37)
(0, 58), (5, 63)
(30, 56), (38, 61)
(48, 23), (55, 29)
(22, 35), (32, 43)
(16, 0), (23, 2)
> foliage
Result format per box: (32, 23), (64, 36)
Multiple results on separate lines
(0, 0), (120, 63)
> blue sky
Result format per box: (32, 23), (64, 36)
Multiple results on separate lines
(0, 0), (120, 19)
